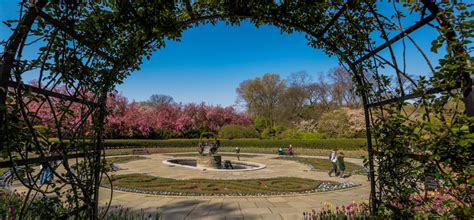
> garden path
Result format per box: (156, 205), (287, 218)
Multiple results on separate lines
(99, 153), (370, 220)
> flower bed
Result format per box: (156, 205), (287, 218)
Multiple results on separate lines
(303, 202), (370, 220)
(100, 205), (159, 219)
(303, 185), (473, 219)
(102, 174), (361, 196)
(390, 185), (472, 218)
(0, 189), (159, 219)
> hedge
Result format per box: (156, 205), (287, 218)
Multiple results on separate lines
(103, 138), (367, 150)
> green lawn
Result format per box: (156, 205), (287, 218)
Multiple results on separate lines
(277, 156), (366, 174)
(165, 153), (258, 158)
(105, 174), (327, 195)
(105, 156), (147, 164)
(0, 167), (9, 176)
(104, 147), (368, 158)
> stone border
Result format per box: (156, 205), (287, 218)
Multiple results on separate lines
(162, 159), (266, 172)
(101, 180), (361, 197)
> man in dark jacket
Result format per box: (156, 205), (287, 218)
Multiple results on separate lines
(337, 152), (346, 178)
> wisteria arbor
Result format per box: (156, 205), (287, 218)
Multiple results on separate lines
(0, 0), (472, 219)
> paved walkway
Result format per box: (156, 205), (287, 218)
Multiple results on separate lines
(98, 153), (370, 220)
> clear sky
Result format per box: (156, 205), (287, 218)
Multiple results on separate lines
(0, 1), (445, 106)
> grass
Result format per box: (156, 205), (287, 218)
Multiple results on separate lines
(277, 156), (366, 174)
(105, 173), (326, 195)
(164, 153), (258, 158)
(0, 168), (9, 176)
(105, 156), (147, 164)
(104, 147), (194, 156)
(104, 147), (368, 158)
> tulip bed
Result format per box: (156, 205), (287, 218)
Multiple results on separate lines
(303, 184), (472, 219)
(303, 202), (371, 220)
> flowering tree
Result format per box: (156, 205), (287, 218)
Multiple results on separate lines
(25, 82), (95, 137)
(104, 97), (252, 138)
(25, 84), (252, 139)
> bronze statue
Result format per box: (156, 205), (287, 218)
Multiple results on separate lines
(197, 133), (220, 155)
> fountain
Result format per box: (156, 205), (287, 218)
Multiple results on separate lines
(196, 136), (222, 169)
(163, 132), (265, 171)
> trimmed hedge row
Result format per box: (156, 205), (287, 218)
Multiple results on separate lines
(103, 138), (367, 150)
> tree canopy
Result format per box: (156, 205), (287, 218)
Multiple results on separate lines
(0, 0), (471, 218)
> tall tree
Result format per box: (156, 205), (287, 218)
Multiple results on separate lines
(281, 72), (312, 121)
(328, 67), (360, 106)
(236, 73), (286, 127)
(145, 94), (174, 106)
(307, 81), (331, 107)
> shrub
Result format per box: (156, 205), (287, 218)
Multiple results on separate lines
(182, 129), (205, 139)
(317, 107), (366, 138)
(253, 116), (270, 132)
(260, 128), (273, 139)
(294, 119), (318, 133)
(102, 138), (366, 150)
(260, 126), (284, 139)
(149, 129), (175, 139)
(33, 125), (49, 137)
(218, 125), (258, 139)
(277, 129), (324, 140)
(278, 129), (299, 139)
(317, 109), (350, 138)
(298, 132), (324, 139)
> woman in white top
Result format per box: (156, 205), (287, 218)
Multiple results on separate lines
(328, 148), (338, 177)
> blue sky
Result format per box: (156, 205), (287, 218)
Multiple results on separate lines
(1, 1), (444, 106)
(120, 22), (340, 106)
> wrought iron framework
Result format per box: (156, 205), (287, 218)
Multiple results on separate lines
(0, 0), (471, 218)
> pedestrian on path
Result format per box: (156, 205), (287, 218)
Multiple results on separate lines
(235, 147), (241, 161)
(39, 154), (54, 184)
(337, 152), (346, 178)
(328, 148), (338, 177)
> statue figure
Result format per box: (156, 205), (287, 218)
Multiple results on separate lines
(209, 140), (220, 155)
(197, 132), (221, 156)
(197, 142), (204, 155)
(196, 133), (222, 169)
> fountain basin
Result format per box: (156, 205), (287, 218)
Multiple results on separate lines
(163, 159), (266, 171)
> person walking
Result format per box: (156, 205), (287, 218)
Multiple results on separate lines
(328, 148), (338, 177)
(337, 152), (346, 178)
(39, 159), (54, 184)
(235, 147), (241, 161)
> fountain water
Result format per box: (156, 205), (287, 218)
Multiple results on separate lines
(163, 133), (265, 171)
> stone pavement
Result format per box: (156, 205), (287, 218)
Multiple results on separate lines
(98, 153), (370, 219)
(111, 153), (365, 181)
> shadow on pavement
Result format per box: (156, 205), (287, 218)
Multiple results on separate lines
(102, 199), (260, 220)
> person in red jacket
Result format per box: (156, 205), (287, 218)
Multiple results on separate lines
(288, 144), (295, 156)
